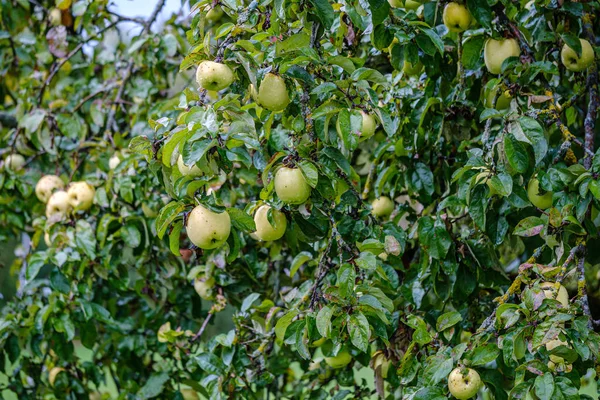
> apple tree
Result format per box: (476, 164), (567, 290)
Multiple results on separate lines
(1, 0), (600, 399)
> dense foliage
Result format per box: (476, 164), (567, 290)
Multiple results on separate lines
(1, 0), (599, 399)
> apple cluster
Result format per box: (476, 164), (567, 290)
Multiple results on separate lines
(36, 174), (95, 222)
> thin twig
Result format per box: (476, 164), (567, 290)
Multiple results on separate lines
(582, 13), (598, 169)
(191, 312), (213, 341)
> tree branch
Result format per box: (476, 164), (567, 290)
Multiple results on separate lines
(582, 13), (598, 169)
(191, 312), (213, 342)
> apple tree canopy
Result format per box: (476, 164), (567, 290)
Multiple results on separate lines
(1, 0), (600, 399)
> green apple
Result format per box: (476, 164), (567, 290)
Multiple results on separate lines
(475, 171), (497, 196)
(177, 154), (202, 177)
(49, 8), (62, 26)
(4, 154), (25, 171)
(403, 60), (424, 76)
(274, 167), (311, 205)
(257, 73), (290, 112)
(67, 181), (95, 211)
(46, 190), (72, 220)
(484, 88), (512, 110)
(540, 282), (569, 308)
(252, 205), (287, 241)
(36, 175), (65, 203)
(196, 61), (234, 91)
(484, 38), (520, 74)
(447, 367), (482, 400)
(443, 3), (472, 33)
(194, 277), (215, 300)
(109, 154), (121, 170)
(527, 178), (552, 209)
(48, 367), (65, 387)
(205, 6), (223, 22)
(186, 204), (231, 249)
(336, 110), (378, 141)
(181, 389), (200, 400)
(372, 196), (394, 218)
(324, 350), (352, 369)
(561, 39), (594, 72)
(389, 0), (422, 10)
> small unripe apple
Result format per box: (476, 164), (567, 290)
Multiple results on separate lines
(252, 205), (287, 241)
(561, 39), (595, 72)
(257, 73), (290, 112)
(447, 367), (481, 400)
(194, 277), (215, 300)
(36, 175), (65, 203)
(67, 181), (95, 211)
(186, 204), (231, 249)
(274, 167), (311, 205)
(177, 155), (203, 177)
(49, 8), (62, 26)
(540, 282), (569, 308)
(403, 60), (424, 76)
(484, 38), (520, 74)
(336, 111), (378, 141)
(48, 367), (65, 387)
(372, 196), (394, 218)
(324, 350), (352, 369)
(109, 154), (121, 170)
(484, 88), (512, 110)
(443, 3), (472, 33)
(196, 61), (234, 91)
(205, 6), (223, 22)
(4, 154), (25, 171)
(388, 0), (422, 10)
(527, 178), (552, 210)
(46, 191), (72, 220)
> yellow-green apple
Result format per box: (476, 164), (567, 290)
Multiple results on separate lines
(48, 367), (65, 387)
(67, 181), (95, 211)
(252, 205), (287, 241)
(4, 154), (25, 171)
(186, 204), (231, 249)
(540, 282), (569, 307)
(206, 6), (223, 22)
(443, 3), (472, 33)
(194, 277), (215, 300)
(109, 154), (121, 169)
(36, 175), (65, 203)
(403, 60), (424, 76)
(257, 73), (290, 112)
(177, 155), (203, 177)
(561, 39), (595, 72)
(372, 196), (394, 218)
(196, 61), (234, 91)
(336, 110), (378, 141)
(46, 191), (72, 220)
(324, 350), (352, 369)
(447, 367), (482, 399)
(274, 167), (311, 204)
(527, 178), (552, 209)
(484, 38), (520, 74)
(484, 88), (512, 110)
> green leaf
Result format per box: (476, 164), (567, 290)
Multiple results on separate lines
(367, 0), (390, 26)
(436, 311), (462, 331)
(462, 35), (485, 69)
(168, 220), (183, 256)
(513, 216), (545, 237)
(348, 313), (370, 352)
(418, 217), (452, 259)
(75, 220), (97, 259)
(519, 116), (547, 165)
(468, 344), (500, 366)
(355, 251), (377, 271)
(466, 0), (492, 29)
(337, 263), (356, 298)
(316, 305), (334, 338)
(298, 160), (319, 188)
(504, 134), (530, 174)
(534, 373), (555, 400)
(275, 310), (298, 342)
(26, 252), (47, 281)
(290, 251), (313, 278)
(227, 207), (256, 232)
(309, 0), (335, 29)
(418, 28), (444, 55)
(156, 201), (185, 239)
